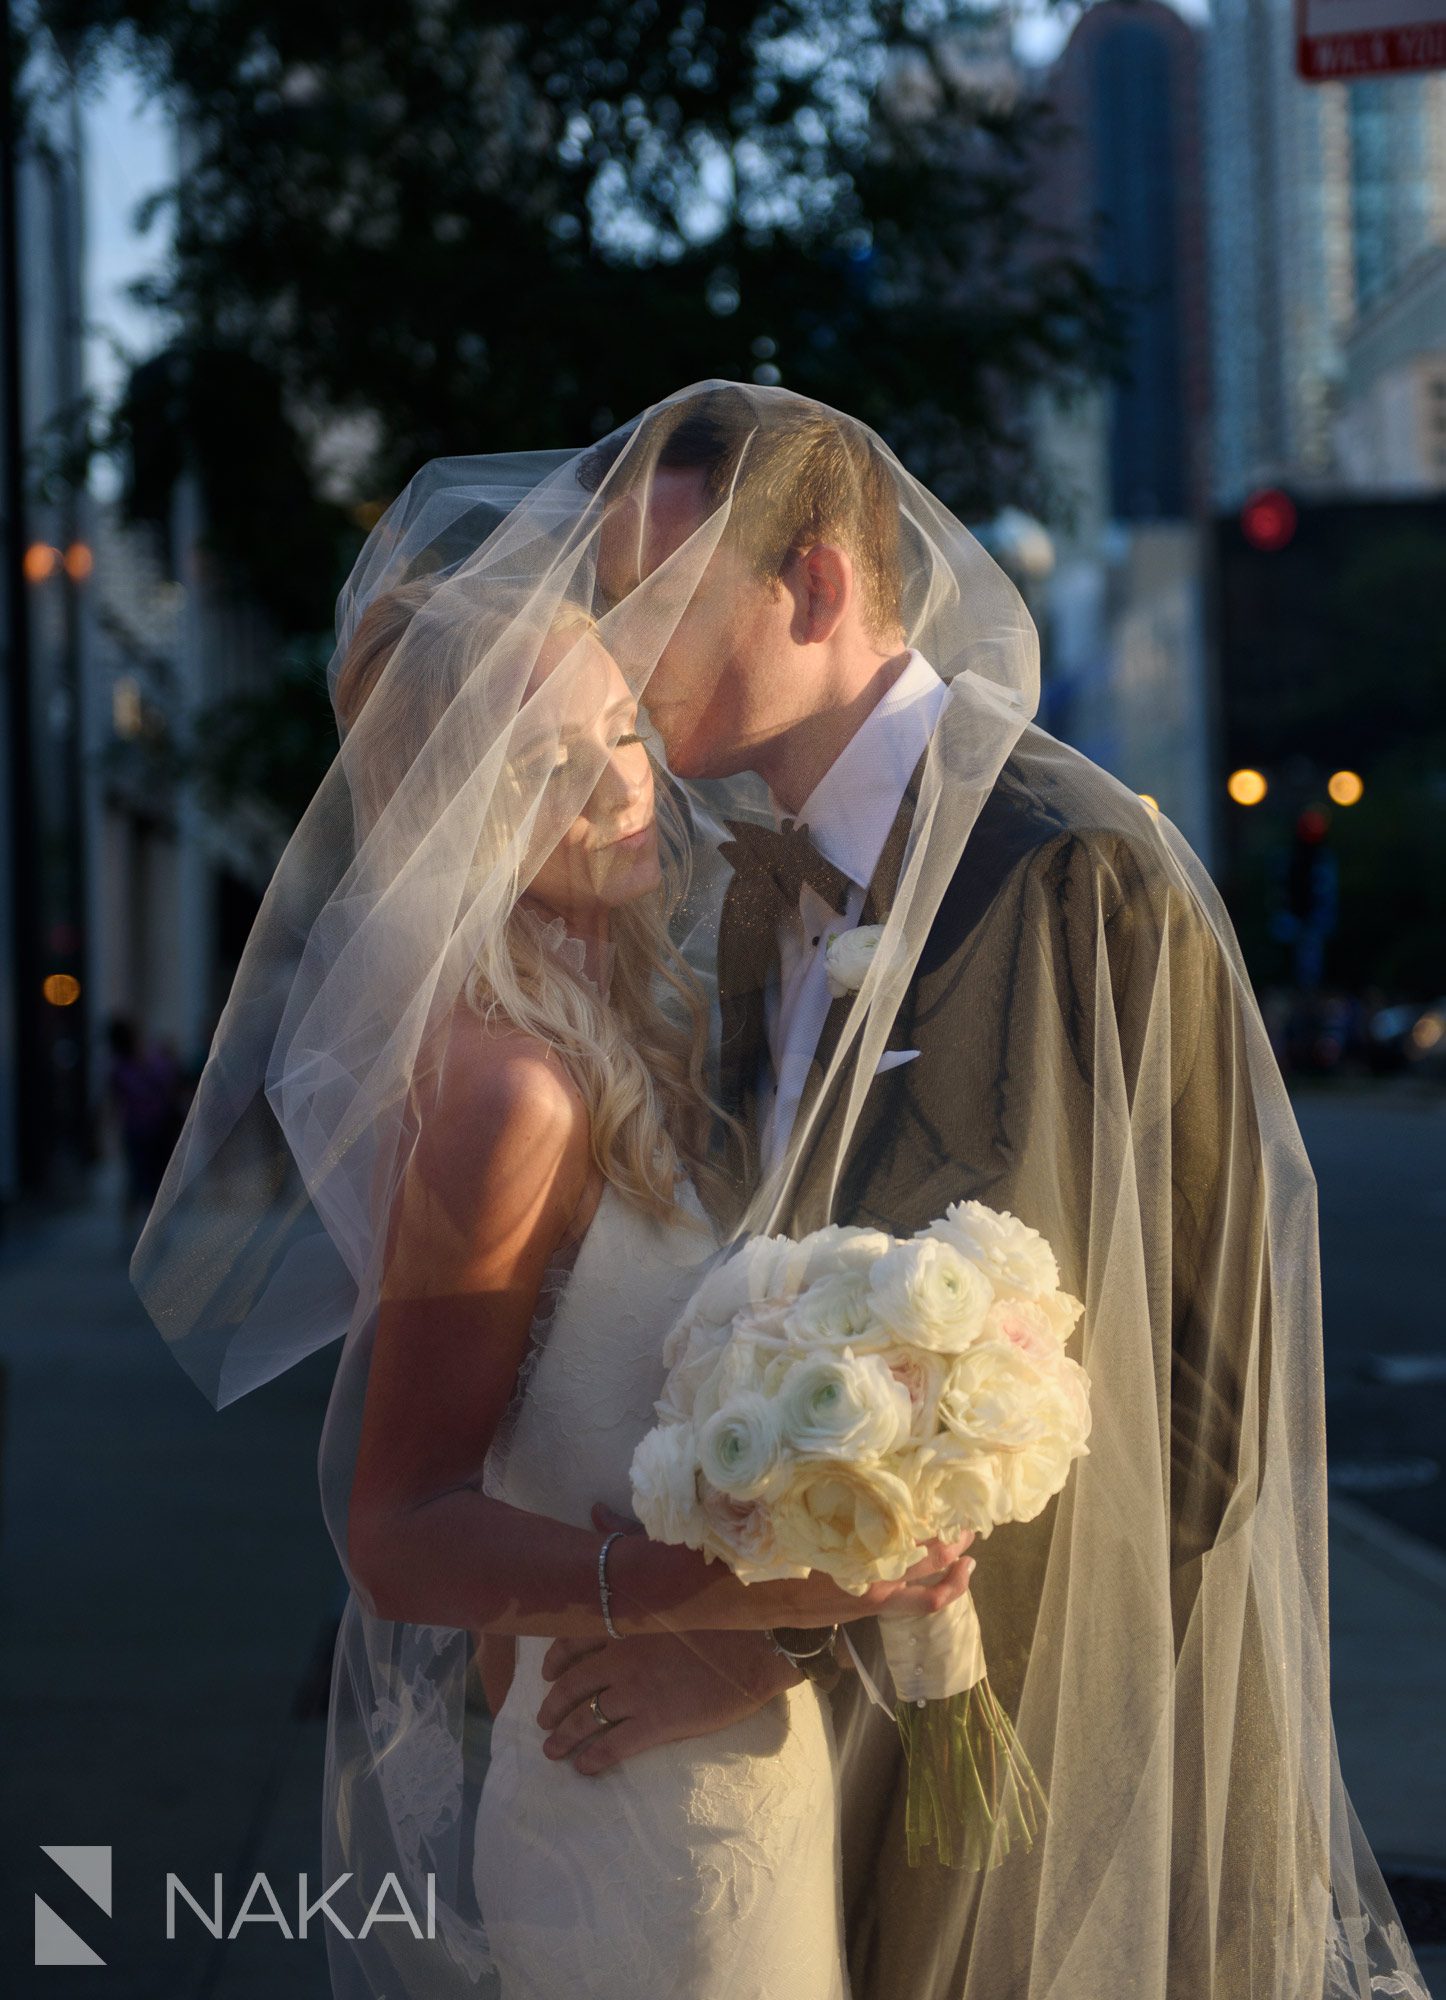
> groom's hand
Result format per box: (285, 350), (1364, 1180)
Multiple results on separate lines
(536, 1623), (799, 1776)
(533, 1503), (801, 1777)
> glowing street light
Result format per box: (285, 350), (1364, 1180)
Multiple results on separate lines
(23, 541), (59, 582)
(42, 973), (81, 1006)
(1138, 793), (1159, 815)
(1327, 770), (1363, 807)
(1227, 768), (1268, 806)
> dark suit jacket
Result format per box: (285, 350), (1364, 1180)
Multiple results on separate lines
(716, 720), (1280, 1999)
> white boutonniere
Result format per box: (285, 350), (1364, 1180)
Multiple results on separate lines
(824, 924), (885, 999)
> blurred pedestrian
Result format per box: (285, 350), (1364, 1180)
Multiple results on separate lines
(104, 1015), (184, 1254)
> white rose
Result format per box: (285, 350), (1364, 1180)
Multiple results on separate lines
(937, 1337), (1055, 1452)
(783, 1272), (889, 1351)
(629, 1422), (707, 1547)
(777, 1348), (913, 1459)
(824, 924), (885, 998)
(770, 1458), (928, 1588)
(696, 1391), (789, 1500)
(927, 1200), (1061, 1301)
(868, 1236), (994, 1353)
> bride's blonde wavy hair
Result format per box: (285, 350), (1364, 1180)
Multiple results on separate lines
(335, 579), (735, 1229)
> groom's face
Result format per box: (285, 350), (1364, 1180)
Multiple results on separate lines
(597, 466), (795, 782)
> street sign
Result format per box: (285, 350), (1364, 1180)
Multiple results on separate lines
(1297, 0), (1446, 77)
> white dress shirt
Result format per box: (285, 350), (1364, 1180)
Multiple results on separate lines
(759, 650), (948, 1175)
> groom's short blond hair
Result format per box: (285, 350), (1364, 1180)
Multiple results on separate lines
(582, 388), (906, 644)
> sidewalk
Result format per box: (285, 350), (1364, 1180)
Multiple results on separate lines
(0, 1178), (344, 1998)
(1, 1177), (1442, 1994)
(1328, 1496), (1446, 1991)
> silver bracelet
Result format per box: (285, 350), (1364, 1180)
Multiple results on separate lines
(598, 1530), (626, 1639)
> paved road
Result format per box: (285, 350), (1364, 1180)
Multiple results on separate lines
(1293, 1087), (1446, 1555)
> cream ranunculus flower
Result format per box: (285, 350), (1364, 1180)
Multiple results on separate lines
(776, 1348), (912, 1458)
(927, 1199), (1061, 1301)
(1037, 1287), (1085, 1346)
(689, 1332), (774, 1431)
(696, 1391), (789, 1501)
(699, 1484), (811, 1580)
(981, 1295), (1060, 1369)
(824, 923), (885, 999)
(868, 1236), (995, 1352)
(996, 1432), (1082, 1524)
(884, 1344), (952, 1441)
(770, 1458), (928, 1589)
(901, 1437), (1011, 1537)
(680, 1233), (802, 1333)
(629, 1421), (707, 1547)
(937, 1337), (1055, 1452)
(782, 1271), (889, 1351)
(792, 1223), (896, 1286)
(654, 1320), (732, 1425)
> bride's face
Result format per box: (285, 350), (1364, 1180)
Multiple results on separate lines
(517, 629), (661, 920)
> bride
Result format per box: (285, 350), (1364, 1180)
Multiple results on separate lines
(336, 584), (974, 1999)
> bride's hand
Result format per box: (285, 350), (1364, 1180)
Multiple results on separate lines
(602, 1499), (977, 1631)
(741, 1530), (978, 1628)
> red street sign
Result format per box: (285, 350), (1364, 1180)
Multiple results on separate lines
(1297, 0), (1446, 76)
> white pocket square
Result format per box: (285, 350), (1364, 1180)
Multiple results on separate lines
(874, 1049), (921, 1076)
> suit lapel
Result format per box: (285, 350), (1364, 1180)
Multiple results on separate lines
(715, 856), (776, 1185)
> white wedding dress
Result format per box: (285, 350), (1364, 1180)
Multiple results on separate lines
(474, 1179), (851, 2000)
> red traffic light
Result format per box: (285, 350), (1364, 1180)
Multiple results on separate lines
(1241, 488), (1298, 552)
(1296, 807), (1330, 844)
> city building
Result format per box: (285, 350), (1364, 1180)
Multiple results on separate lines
(1204, 0), (1446, 506)
(1, 41), (89, 1213)
(1028, 0), (1217, 868)
(1333, 243), (1446, 492)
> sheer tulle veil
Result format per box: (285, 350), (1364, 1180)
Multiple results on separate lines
(129, 381), (1429, 1998)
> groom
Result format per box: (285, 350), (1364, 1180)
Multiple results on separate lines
(534, 388), (1263, 1997)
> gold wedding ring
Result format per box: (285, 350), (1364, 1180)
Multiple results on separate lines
(589, 1690), (613, 1728)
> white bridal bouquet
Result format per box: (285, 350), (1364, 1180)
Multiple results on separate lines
(629, 1201), (1091, 1870)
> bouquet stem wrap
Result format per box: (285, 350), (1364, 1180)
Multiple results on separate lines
(880, 1592), (1047, 1869)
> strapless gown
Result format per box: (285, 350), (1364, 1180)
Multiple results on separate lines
(473, 1179), (851, 1999)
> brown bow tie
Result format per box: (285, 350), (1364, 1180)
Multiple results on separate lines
(719, 816), (854, 925)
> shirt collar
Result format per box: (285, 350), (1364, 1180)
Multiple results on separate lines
(780, 650), (947, 892)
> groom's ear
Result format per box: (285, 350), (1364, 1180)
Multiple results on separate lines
(789, 543), (852, 646)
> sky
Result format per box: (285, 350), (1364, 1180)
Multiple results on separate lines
(80, 63), (174, 493)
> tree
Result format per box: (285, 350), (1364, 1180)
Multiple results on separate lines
(41, 0), (1126, 814)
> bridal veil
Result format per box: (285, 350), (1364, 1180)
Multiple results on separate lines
(129, 381), (1428, 1998)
